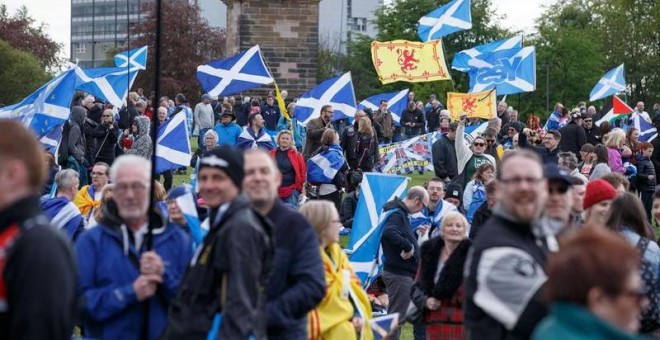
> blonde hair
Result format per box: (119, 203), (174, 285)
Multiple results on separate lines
(605, 128), (626, 148)
(276, 130), (293, 146)
(299, 200), (337, 243)
(357, 117), (374, 136)
(440, 212), (469, 235)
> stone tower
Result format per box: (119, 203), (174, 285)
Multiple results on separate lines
(221, 0), (320, 98)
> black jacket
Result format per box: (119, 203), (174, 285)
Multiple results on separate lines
(117, 104), (139, 131)
(162, 195), (273, 339)
(432, 135), (458, 180)
(465, 207), (552, 339)
(0, 196), (77, 340)
(355, 132), (377, 171)
(380, 198), (419, 278)
(519, 132), (560, 164)
(86, 121), (119, 165)
(426, 106), (442, 132)
(469, 201), (492, 240)
(583, 126), (601, 146)
(558, 122), (587, 155)
(340, 125), (359, 168)
(637, 157), (657, 192)
(341, 190), (359, 228)
(651, 138), (660, 180)
(400, 108), (426, 136)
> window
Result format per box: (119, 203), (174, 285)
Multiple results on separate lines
(76, 43), (87, 54)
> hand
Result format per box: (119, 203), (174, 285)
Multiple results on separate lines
(522, 128), (531, 136)
(352, 316), (363, 332)
(417, 225), (429, 237)
(133, 274), (162, 301)
(426, 297), (441, 310)
(123, 128), (129, 136)
(140, 251), (164, 276)
(650, 175), (655, 180)
(400, 248), (414, 260)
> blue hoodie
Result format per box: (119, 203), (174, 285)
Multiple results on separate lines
(75, 201), (193, 340)
(40, 196), (84, 241)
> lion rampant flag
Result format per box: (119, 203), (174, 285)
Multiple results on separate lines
(446, 90), (497, 120)
(371, 40), (451, 84)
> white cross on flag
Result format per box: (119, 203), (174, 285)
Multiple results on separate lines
(589, 64), (626, 102)
(418, 0), (472, 42)
(197, 45), (274, 97)
(294, 72), (357, 126)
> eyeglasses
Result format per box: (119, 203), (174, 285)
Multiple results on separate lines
(548, 184), (570, 194)
(485, 139), (495, 144)
(91, 172), (107, 176)
(584, 120), (592, 123)
(500, 177), (544, 185)
(115, 182), (147, 194)
(324, 110), (334, 114)
(473, 142), (485, 147)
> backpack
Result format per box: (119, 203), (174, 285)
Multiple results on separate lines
(57, 120), (72, 167)
(636, 237), (660, 333)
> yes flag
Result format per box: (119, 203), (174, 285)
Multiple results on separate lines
(197, 45), (274, 97)
(74, 66), (138, 108)
(114, 46), (148, 70)
(358, 89), (409, 125)
(371, 40), (451, 84)
(446, 90), (496, 120)
(590, 64), (626, 102)
(347, 173), (409, 288)
(294, 72), (356, 126)
(452, 36), (522, 72)
(0, 68), (77, 152)
(155, 110), (192, 173)
(417, 0), (472, 42)
(468, 46), (536, 95)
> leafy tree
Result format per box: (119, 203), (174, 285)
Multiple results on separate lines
(130, 0), (226, 102)
(0, 39), (50, 105)
(0, 5), (62, 70)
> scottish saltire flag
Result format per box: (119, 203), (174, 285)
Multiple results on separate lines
(0, 68), (77, 152)
(174, 188), (206, 249)
(74, 66), (137, 108)
(632, 112), (657, 142)
(467, 46), (536, 95)
(371, 314), (400, 340)
(417, 0), (472, 42)
(306, 144), (345, 184)
(358, 89), (409, 125)
(236, 128), (276, 151)
(155, 110), (191, 173)
(452, 36), (522, 72)
(590, 64), (626, 102)
(197, 45), (274, 97)
(114, 46), (148, 70)
(294, 72), (357, 126)
(346, 173), (409, 288)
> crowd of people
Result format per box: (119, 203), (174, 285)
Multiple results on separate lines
(3, 88), (660, 340)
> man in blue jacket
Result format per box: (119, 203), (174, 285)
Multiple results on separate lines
(75, 154), (193, 340)
(243, 149), (325, 339)
(40, 168), (84, 241)
(380, 186), (429, 339)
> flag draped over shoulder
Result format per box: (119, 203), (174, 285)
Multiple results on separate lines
(346, 173), (409, 288)
(446, 90), (496, 120)
(417, 0), (472, 42)
(452, 36), (522, 72)
(155, 110), (192, 173)
(589, 64), (626, 102)
(197, 45), (274, 97)
(307, 144), (345, 184)
(0, 68), (77, 153)
(358, 89), (409, 125)
(294, 72), (357, 126)
(467, 46), (536, 95)
(371, 40), (451, 85)
(236, 128), (276, 151)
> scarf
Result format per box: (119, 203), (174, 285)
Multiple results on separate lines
(73, 185), (100, 218)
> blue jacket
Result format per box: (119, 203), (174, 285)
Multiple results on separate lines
(75, 201), (193, 340)
(214, 122), (242, 146)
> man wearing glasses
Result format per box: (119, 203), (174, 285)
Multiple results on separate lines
(456, 116), (496, 186)
(519, 128), (562, 164)
(303, 105), (334, 160)
(465, 150), (556, 339)
(74, 161), (110, 227)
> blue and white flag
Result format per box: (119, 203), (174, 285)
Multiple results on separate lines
(467, 46), (536, 95)
(452, 36), (522, 72)
(346, 173), (409, 288)
(114, 46), (148, 70)
(197, 45), (274, 97)
(371, 314), (400, 340)
(589, 64), (626, 102)
(358, 89), (409, 125)
(294, 72), (357, 126)
(236, 128), (276, 151)
(155, 110), (191, 173)
(417, 0), (472, 42)
(74, 66), (138, 108)
(174, 189), (206, 249)
(306, 144), (345, 184)
(632, 112), (657, 142)
(0, 68), (77, 152)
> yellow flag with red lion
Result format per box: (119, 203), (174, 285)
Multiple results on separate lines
(371, 40), (451, 84)
(446, 90), (497, 121)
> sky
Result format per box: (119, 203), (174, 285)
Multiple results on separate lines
(4, 0), (556, 60)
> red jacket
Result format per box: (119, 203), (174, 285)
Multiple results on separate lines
(269, 147), (306, 192)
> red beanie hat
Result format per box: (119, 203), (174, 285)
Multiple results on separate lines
(583, 179), (617, 210)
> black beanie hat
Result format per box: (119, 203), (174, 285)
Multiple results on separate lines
(198, 145), (244, 190)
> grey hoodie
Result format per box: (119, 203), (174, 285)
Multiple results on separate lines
(68, 106), (87, 162)
(126, 116), (152, 159)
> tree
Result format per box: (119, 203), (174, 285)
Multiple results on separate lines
(0, 5), (62, 70)
(130, 0), (226, 102)
(0, 39), (50, 105)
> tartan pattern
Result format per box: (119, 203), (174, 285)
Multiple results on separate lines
(424, 286), (466, 339)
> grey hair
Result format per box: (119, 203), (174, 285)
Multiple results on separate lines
(558, 151), (579, 170)
(204, 129), (219, 142)
(55, 169), (80, 192)
(110, 154), (151, 183)
(406, 185), (428, 201)
(488, 117), (502, 127)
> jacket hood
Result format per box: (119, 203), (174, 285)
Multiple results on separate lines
(134, 116), (150, 136)
(98, 198), (168, 255)
(71, 106), (86, 126)
(383, 196), (410, 213)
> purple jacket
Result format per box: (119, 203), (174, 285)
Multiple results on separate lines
(608, 147), (625, 173)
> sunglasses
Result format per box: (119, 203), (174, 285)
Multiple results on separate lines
(473, 142), (485, 147)
(584, 120), (592, 123)
(548, 184), (570, 194)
